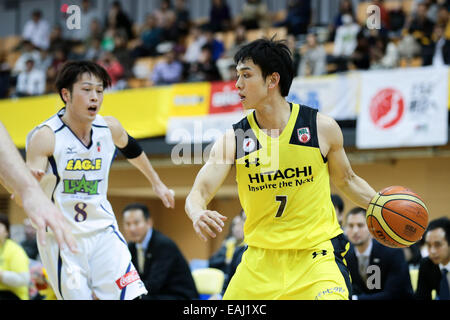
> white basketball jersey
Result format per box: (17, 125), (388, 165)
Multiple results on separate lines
(27, 108), (118, 235)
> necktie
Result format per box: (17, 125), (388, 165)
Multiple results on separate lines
(359, 255), (369, 282)
(137, 245), (145, 274)
(439, 269), (449, 300)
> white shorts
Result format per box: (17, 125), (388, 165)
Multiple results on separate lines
(37, 225), (148, 300)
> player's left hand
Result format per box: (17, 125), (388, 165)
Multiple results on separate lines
(153, 183), (175, 209)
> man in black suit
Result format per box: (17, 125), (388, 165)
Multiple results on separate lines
(344, 207), (414, 300)
(122, 203), (199, 300)
(415, 217), (450, 300)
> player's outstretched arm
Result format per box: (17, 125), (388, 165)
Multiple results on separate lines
(317, 113), (376, 209)
(185, 130), (235, 241)
(1, 123), (77, 253)
(104, 116), (175, 209)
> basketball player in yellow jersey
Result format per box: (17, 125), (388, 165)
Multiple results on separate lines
(185, 38), (377, 300)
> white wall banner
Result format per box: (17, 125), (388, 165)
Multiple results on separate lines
(287, 72), (359, 120)
(356, 66), (449, 149)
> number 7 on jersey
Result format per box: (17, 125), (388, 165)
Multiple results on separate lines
(275, 195), (287, 218)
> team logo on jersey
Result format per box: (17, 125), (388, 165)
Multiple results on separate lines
(66, 146), (77, 155)
(65, 159), (102, 171)
(63, 175), (101, 195)
(243, 137), (256, 153)
(116, 270), (140, 289)
(297, 127), (311, 144)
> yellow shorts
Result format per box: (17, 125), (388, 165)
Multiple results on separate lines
(223, 234), (351, 300)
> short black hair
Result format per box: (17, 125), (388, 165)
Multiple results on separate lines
(0, 213), (10, 236)
(426, 217), (450, 244)
(122, 203), (151, 220)
(331, 194), (344, 213)
(234, 37), (294, 97)
(55, 60), (111, 103)
(345, 207), (365, 221)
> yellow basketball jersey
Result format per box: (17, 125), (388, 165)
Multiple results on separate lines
(233, 104), (342, 250)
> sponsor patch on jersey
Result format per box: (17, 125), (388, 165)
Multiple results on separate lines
(63, 175), (101, 195)
(65, 158), (102, 171)
(116, 270), (140, 290)
(297, 127), (311, 144)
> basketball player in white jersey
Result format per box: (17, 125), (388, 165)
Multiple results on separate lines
(26, 61), (175, 300)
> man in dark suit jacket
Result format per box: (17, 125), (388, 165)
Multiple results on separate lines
(122, 203), (199, 300)
(344, 207), (414, 300)
(415, 217), (450, 300)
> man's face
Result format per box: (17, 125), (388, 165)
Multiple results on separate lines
(235, 59), (270, 110)
(63, 72), (104, 122)
(345, 213), (371, 247)
(426, 228), (450, 265)
(123, 209), (152, 243)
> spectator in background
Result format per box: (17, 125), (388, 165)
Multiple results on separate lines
(415, 217), (450, 300)
(174, 0), (190, 37)
(209, 0), (232, 32)
(239, 0), (270, 30)
(430, 24), (450, 66)
(48, 25), (71, 54)
(298, 33), (326, 77)
(330, 14), (360, 72)
(388, 0), (406, 37)
(131, 13), (163, 58)
(344, 207), (414, 300)
(84, 19), (104, 49)
(105, 1), (134, 41)
(209, 210), (246, 275)
(83, 37), (104, 62)
(122, 203), (199, 300)
(151, 46), (183, 85)
(407, 2), (435, 59)
(69, 0), (97, 43)
(183, 26), (207, 64)
(20, 218), (39, 261)
(372, 0), (391, 30)
(15, 59), (46, 97)
(154, 0), (175, 29)
(328, 0), (355, 42)
(12, 40), (41, 77)
(46, 48), (67, 85)
(0, 213), (30, 300)
(112, 31), (134, 79)
(97, 52), (125, 91)
(349, 30), (371, 70)
(0, 53), (10, 99)
(369, 35), (400, 69)
(203, 28), (225, 62)
(22, 9), (50, 50)
(187, 44), (221, 82)
(276, 0), (312, 37)
(331, 194), (345, 227)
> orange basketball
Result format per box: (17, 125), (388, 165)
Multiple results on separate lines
(366, 186), (429, 248)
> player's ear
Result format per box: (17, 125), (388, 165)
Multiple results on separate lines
(61, 88), (70, 104)
(268, 72), (280, 89)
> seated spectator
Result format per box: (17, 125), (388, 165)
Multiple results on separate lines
(154, 0), (175, 29)
(112, 31), (134, 79)
(369, 35), (400, 69)
(22, 9), (50, 50)
(15, 59), (46, 97)
(46, 48), (67, 85)
(298, 33), (326, 77)
(97, 52), (125, 91)
(344, 207), (414, 300)
(83, 19), (104, 49)
(275, 0), (312, 37)
(122, 203), (199, 300)
(373, 0), (391, 30)
(388, 0), (407, 37)
(209, 210), (246, 274)
(12, 40), (41, 77)
(0, 54), (10, 99)
(429, 24), (450, 66)
(187, 44), (221, 82)
(174, 0), (191, 37)
(131, 13), (163, 58)
(203, 28), (225, 62)
(238, 0), (270, 30)
(104, 1), (134, 40)
(209, 0), (232, 32)
(83, 37), (104, 62)
(331, 194), (345, 227)
(183, 25), (207, 64)
(20, 218), (39, 261)
(407, 3), (435, 51)
(330, 14), (360, 72)
(415, 217), (450, 300)
(151, 47), (183, 85)
(0, 213), (30, 300)
(349, 30), (371, 70)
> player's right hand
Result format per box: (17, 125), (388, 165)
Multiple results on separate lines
(191, 210), (227, 242)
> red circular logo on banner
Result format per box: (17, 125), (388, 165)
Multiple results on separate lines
(369, 88), (405, 129)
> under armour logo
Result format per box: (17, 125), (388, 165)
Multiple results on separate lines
(245, 158), (260, 168)
(312, 250), (327, 259)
